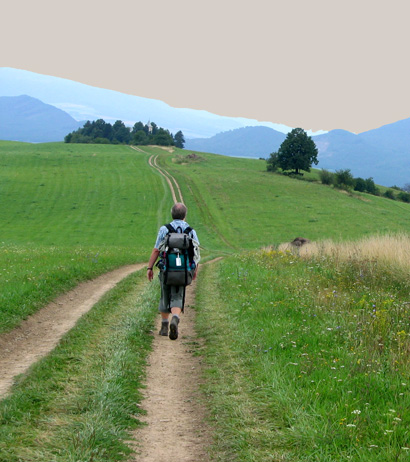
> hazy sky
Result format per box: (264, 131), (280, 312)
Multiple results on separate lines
(2, 0), (409, 134)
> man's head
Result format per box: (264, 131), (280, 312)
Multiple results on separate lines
(171, 202), (187, 220)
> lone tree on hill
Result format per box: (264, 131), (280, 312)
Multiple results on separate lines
(270, 127), (318, 175)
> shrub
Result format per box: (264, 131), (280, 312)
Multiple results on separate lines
(383, 189), (396, 200)
(354, 177), (366, 192)
(319, 169), (334, 185)
(334, 169), (354, 190)
(397, 191), (410, 203)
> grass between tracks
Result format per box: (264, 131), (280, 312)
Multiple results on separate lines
(0, 270), (158, 462)
(195, 235), (410, 461)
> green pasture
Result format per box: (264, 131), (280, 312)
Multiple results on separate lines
(158, 149), (410, 250)
(1, 141), (410, 460)
(0, 141), (169, 246)
(0, 142), (171, 333)
(195, 252), (410, 461)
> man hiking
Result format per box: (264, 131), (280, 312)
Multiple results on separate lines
(147, 202), (200, 340)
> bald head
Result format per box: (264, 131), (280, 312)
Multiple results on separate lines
(171, 203), (187, 220)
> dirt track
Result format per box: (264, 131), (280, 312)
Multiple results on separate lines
(133, 274), (211, 461)
(0, 147), (213, 460)
(0, 264), (144, 398)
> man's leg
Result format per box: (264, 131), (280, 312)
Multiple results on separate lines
(169, 306), (182, 340)
(158, 273), (170, 336)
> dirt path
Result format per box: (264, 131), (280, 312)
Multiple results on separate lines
(132, 273), (211, 461)
(0, 264), (144, 399)
(130, 146), (183, 203)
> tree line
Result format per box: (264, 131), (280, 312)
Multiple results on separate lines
(266, 128), (410, 203)
(64, 119), (185, 148)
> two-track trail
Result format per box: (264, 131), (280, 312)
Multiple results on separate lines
(133, 272), (211, 461)
(0, 264), (144, 398)
(130, 146), (184, 203)
(1, 146), (213, 460)
(131, 146), (212, 461)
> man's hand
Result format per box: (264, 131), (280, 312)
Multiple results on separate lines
(147, 269), (154, 281)
(192, 266), (198, 281)
(147, 248), (160, 282)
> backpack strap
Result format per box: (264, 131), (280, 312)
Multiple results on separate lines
(165, 223), (176, 233)
(165, 223), (194, 237)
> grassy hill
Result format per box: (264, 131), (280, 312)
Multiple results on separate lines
(0, 142), (409, 333)
(1, 142), (409, 461)
(159, 149), (410, 250)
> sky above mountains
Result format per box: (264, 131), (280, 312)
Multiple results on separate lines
(2, 1), (410, 134)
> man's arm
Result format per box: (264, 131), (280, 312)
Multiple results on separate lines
(147, 248), (160, 281)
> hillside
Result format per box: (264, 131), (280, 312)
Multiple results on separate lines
(186, 124), (410, 187)
(0, 142), (408, 251)
(185, 126), (286, 157)
(0, 95), (83, 142)
(1, 143), (409, 461)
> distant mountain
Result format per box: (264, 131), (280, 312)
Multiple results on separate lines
(185, 126), (286, 157)
(186, 124), (410, 187)
(313, 124), (410, 187)
(0, 95), (83, 142)
(0, 67), (295, 139)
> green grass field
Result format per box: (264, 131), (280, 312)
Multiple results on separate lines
(1, 141), (409, 461)
(159, 149), (410, 250)
(0, 142), (172, 332)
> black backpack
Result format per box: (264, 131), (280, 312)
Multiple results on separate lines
(158, 224), (197, 287)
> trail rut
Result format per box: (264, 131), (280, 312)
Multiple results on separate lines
(132, 273), (211, 461)
(0, 264), (144, 398)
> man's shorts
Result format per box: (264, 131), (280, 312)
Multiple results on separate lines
(158, 272), (185, 313)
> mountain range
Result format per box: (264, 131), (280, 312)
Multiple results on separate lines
(0, 67), (409, 187)
(0, 67), (294, 139)
(0, 95), (83, 143)
(185, 124), (410, 187)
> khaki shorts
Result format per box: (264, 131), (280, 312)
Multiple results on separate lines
(158, 272), (186, 313)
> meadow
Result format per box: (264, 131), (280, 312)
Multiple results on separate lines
(0, 141), (170, 332)
(195, 236), (410, 461)
(160, 149), (410, 249)
(0, 142), (409, 460)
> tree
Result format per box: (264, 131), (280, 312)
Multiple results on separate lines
(354, 177), (367, 192)
(403, 183), (410, 193)
(276, 128), (318, 174)
(132, 130), (148, 145)
(112, 120), (131, 144)
(364, 177), (379, 195)
(174, 131), (185, 149)
(266, 152), (280, 172)
(153, 128), (174, 146)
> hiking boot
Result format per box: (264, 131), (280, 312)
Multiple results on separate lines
(169, 316), (180, 340)
(159, 322), (169, 336)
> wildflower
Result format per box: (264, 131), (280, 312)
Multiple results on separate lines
(352, 410), (361, 415)
(346, 424), (356, 427)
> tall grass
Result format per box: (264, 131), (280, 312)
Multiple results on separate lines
(195, 236), (410, 461)
(296, 233), (410, 274)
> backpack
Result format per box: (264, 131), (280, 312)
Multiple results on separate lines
(158, 223), (200, 287)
